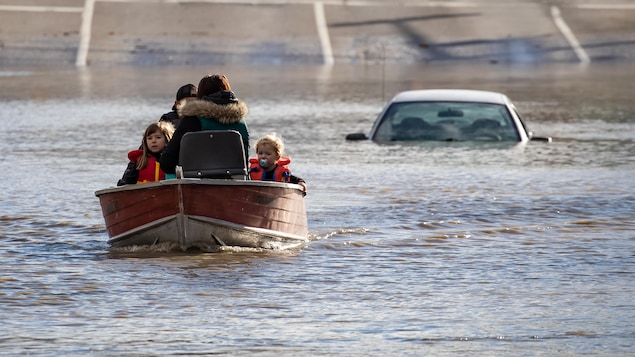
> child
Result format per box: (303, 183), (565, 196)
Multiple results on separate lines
(249, 133), (307, 193)
(118, 121), (175, 185)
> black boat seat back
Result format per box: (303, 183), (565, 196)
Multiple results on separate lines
(178, 130), (248, 180)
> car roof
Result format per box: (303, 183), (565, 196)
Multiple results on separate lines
(391, 89), (510, 105)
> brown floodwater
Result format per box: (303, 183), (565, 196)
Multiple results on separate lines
(0, 63), (633, 356)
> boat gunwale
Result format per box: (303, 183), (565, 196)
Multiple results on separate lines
(95, 178), (305, 197)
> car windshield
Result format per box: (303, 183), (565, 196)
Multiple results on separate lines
(373, 101), (521, 141)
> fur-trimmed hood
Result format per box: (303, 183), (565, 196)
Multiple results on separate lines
(178, 91), (248, 125)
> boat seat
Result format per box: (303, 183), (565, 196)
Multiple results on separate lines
(177, 130), (248, 180)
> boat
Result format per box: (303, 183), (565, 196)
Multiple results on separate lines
(95, 130), (308, 252)
(95, 179), (308, 251)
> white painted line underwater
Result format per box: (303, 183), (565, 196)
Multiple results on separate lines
(314, 1), (334, 65)
(87, 0), (504, 7)
(76, 0), (96, 67)
(0, 5), (82, 12)
(576, 4), (635, 10)
(551, 6), (591, 64)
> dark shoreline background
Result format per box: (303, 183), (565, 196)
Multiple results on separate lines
(1, 0), (635, 67)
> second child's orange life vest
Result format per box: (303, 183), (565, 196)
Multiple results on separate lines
(249, 157), (291, 182)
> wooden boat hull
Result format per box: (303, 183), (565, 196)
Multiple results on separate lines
(95, 179), (308, 251)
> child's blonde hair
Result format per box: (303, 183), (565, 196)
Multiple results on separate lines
(255, 133), (285, 157)
(137, 121), (175, 170)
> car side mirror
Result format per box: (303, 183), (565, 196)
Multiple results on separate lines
(528, 131), (552, 142)
(345, 133), (368, 141)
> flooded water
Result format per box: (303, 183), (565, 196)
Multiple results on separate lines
(1, 63), (634, 356)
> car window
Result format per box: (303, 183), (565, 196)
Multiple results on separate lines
(373, 101), (520, 141)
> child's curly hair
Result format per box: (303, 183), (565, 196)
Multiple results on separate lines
(254, 133), (285, 157)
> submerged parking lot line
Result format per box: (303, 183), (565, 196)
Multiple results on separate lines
(0, 5), (82, 12)
(314, 1), (334, 65)
(551, 5), (591, 64)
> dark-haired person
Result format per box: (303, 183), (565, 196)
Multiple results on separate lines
(159, 83), (197, 128)
(159, 74), (250, 175)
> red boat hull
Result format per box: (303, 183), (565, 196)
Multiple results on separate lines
(95, 179), (308, 251)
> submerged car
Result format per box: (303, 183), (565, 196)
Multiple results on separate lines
(346, 89), (551, 142)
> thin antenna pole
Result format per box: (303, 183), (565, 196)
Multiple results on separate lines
(382, 43), (386, 104)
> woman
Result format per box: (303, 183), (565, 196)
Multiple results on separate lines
(159, 74), (250, 174)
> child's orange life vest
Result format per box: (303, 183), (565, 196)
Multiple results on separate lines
(128, 150), (165, 184)
(249, 156), (291, 182)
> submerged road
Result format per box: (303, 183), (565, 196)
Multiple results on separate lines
(0, 0), (634, 66)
